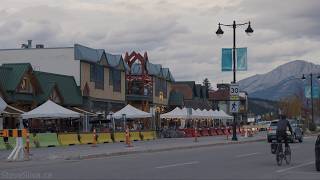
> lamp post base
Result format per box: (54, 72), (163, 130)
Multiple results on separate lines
(232, 136), (238, 141)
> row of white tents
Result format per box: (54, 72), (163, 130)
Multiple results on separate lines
(1, 96), (232, 123)
(160, 107), (233, 120)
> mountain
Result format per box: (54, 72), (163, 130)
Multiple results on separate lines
(239, 60), (320, 101)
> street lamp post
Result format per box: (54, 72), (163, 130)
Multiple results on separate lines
(216, 20), (253, 141)
(302, 73), (320, 128)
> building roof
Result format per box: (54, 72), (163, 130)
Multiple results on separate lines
(74, 44), (125, 71)
(34, 71), (83, 106)
(0, 63), (43, 103)
(208, 89), (229, 101)
(0, 63), (32, 91)
(129, 62), (174, 81)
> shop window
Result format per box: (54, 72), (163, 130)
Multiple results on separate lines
(90, 64), (104, 90)
(110, 69), (121, 92)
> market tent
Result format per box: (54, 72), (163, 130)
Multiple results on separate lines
(214, 110), (233, 120)
(0, 97), (7, 113)
(160, 107), (183, 119)
(21, 100), (81, 119)
(112, 104), (152, 119)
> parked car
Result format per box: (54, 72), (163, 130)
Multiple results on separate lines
(316, 135), (320, 171)
(267, 120), (293, 143)
(288, 119), (303, 143)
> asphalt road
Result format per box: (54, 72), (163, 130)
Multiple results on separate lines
(0, 136), (319, 180)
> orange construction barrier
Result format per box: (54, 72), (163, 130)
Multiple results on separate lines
(92, 129), (97, 147)
(25, 132), (30, 159)
(125, 127), (133, 147)
(194, 127), (198, 142)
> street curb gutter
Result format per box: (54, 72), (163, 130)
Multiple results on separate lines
(65, 138), (266, 161)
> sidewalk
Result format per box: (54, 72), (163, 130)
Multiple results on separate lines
(0, 132), (266, 162)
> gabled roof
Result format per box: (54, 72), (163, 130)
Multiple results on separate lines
(74, 44), (104, 63)
(34, 71), (83, 106)
(146, 62), (162, 76)
(74, 44), (125, 71)
(0, 63), (33, 91)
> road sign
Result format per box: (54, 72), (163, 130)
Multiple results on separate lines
(230, 101), (240, 113)
(230, 83), (239, 96)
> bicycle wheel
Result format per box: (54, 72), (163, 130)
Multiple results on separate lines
(276, 143), (283, 166)
(285, 146), (291, 165)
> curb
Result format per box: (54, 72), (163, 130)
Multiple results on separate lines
(66, 138), (266, 161)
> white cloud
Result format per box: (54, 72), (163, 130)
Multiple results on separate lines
(0, 0), (319, 87)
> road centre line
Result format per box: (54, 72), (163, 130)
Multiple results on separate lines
(235, 152), (260, 158)
(276, 161), (314, 173)
(155, 161), (199, 169)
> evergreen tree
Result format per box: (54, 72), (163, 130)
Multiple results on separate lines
(202, 78), (211, 90)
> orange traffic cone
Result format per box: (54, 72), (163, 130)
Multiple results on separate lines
(125, 127), (133, 147)
(92, 128), (97, 147)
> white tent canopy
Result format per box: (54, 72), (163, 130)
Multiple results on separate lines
(160, 107), (233, 120)
(214, 110), (233, 120)
(21, 100), (81, 119)
(0, 97), (7, 113)
(112, 104), (152, 119)
(160, 107), (192, 119)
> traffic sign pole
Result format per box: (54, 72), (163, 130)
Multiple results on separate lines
(230, 83), (239, 141)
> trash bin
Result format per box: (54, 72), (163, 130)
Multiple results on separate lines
(316, 135), (320, 171)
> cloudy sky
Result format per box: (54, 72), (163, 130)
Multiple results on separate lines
(0, 0), (320, 88)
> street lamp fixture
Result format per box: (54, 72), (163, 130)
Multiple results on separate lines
(216, 23), (224, 37)
(216, 20), (253, 141)
(245, 21), (254, 35)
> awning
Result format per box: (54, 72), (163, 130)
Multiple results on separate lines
(22, 100), (81, 119)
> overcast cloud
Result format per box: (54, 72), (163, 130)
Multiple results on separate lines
(0, 0), (319, 88)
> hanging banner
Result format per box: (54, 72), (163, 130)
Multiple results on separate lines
(305, 85), (319, 98)
(221, 48), (232, 71)
(221, 48), (248, 71)
(237, 47), (247, 71)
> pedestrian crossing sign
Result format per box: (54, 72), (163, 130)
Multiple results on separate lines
(230, 101), (240, 113)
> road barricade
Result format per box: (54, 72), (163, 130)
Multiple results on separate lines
(142, 131), (156, 140)
(200, 129), (209, 136)
(0, 138), (7, 149)
(7, 137), (16, 149)
(37, 133), (59, 147)
(113, 132), (126, 142)
(98, 133), (113, 143)
(184, 129), (193, 137)
(217, 128), (224, 135)
(58, 133), (80, 146)
(79, 133), (95, 144)
(130, 131), (142, 141)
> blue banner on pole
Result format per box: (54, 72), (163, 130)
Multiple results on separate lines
(305, 85), (319, 98)
(221, 48), (232, 71)
(221, 48), (248, 71)
(237, 47), (247, 71)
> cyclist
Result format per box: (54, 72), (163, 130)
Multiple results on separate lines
(276, 115), (293, 148)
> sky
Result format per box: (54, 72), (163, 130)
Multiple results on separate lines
(0, 0), (320, 88)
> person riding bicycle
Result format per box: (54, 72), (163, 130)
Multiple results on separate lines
(276, 115), (293, 148)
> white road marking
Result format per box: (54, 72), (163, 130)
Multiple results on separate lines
(276, 161), (314, 173)
(235, 152), (260, 158)
(155, 161), (199, 169)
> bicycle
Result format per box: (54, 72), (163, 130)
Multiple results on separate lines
(275, 141), (291, 166)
